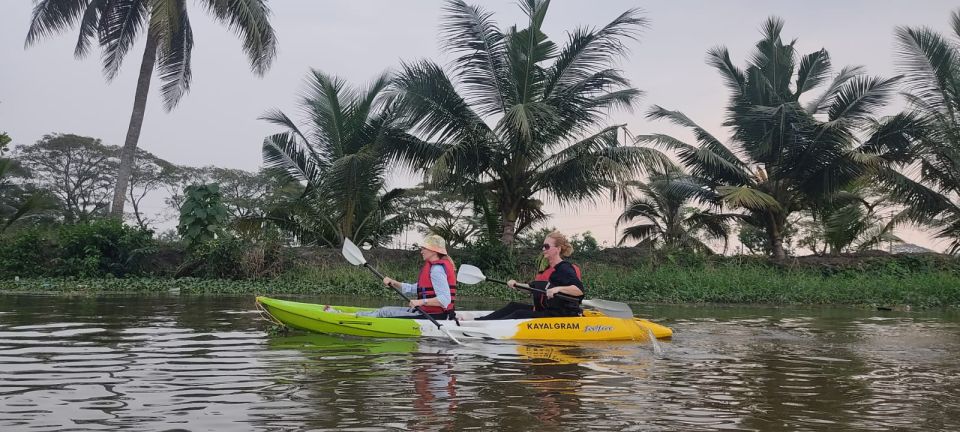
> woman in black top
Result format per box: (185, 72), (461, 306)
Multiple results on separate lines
(476, 231), (585, 320)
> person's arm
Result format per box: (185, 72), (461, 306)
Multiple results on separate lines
(546, 263), (584, 298)
(383, 277), (417, 294)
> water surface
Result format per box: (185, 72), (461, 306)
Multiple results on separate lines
(1, 294), (958, 431)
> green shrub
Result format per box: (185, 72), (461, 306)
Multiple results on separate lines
(0, 219), (154, 278)
(0, 228), (54, 277)
(179, 237), (288, 279)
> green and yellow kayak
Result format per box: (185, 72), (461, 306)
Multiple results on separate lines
(256, 296), (672, 341)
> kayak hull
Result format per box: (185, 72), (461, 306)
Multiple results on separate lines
(256, 296), (672, 341)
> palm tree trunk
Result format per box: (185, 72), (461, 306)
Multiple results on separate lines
(110, 31), (158, 218)
(500, 205), (518, 246)
(767, 215), (786, 259)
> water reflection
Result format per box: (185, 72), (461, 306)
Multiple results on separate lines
(1, 295), (958, 431)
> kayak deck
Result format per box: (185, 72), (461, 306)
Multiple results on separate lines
(256, 296), (672, 341)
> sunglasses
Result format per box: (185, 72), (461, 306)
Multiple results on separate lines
(541, 244), (552, 250)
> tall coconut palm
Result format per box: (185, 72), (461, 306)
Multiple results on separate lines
(881, 10), (960, 254)
(25, 0), (277, 218)
(616, 164), (738, 254)
(636, 18), (913, 258)
(258, 70), (407, 247)
(385, 0), (669, 246)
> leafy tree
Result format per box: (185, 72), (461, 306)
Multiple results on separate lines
(638, 18), (914, 258)
(14, 134), (117, 223)
(177, 183), (229, 249)
(127, 148), (177, 229)
(396, 185), (481, 248)
(570, 231), (600, 253)
(387, 0), (668, 246)
(260, 70), (407, 247)
(25, 0), (277, 218)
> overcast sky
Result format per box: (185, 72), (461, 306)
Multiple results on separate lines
(1, 1), (956, 250)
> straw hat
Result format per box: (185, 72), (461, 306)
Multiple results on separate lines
(421, 234), (448, 255)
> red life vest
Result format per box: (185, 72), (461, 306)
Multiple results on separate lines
(532, 262), (583, 312)
(416, 259), (457, 315)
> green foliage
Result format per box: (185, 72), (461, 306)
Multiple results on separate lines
(571, 231), (600, 254)
(54, 219), (155, 277)
(883, 11), (960, 254)
(459, 238), (519, 274)
(386, 1), (669, 246)
(0, 132), (10, 155)
(179, 237), (288, 280)
(13, 134), (117, 223)
(617, 165), (737, 254)
(177, 184), (230, 249)
(638, 18), (914, 258)
(4, 252), (958, 308)
(0, 219), (154, 278)
(260, 71), (407, 247)
(0, 228), (52, 277)
(25, 0), (277, 111)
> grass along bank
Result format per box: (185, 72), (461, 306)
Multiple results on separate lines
(2, 252), (958, 308)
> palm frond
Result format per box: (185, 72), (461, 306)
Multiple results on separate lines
(393, 60), (492, 145)
(73, 0), (105, 57)
(153, 0), (194, 111)
(804, 65), (866, 114)
(545, 8), (646, 96)
(198, 0), (276, 75)
(706, 46), (746, 95)
(99, 0), (149, 80)
(718, 186), (781, 212)
(794, 48), (831, 97)
(895, 25), (959, 115)
(618, 223), (661, 246)
(25, 0), (89, 47)
(440, 0), (510, 116)
(635, 132), (752, 186)
(825, 75), (900, 125)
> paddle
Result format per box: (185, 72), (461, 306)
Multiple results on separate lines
(456, 264), (636, 319)
(341, 238), (462, 345)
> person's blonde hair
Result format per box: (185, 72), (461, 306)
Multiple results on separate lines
(547, 230), (574, 257)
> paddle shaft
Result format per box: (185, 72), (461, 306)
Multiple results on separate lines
(484, 277), (581, 303)
(360, 263), (448, 331)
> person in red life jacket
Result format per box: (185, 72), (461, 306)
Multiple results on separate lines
(476, 231), (584, 320)
(354, 234), (457, 320)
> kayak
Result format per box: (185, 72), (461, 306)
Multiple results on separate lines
(256, 296), (672, 341)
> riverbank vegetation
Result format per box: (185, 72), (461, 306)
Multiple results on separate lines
(3, 2), (960, 307)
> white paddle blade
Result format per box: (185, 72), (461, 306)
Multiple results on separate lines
(582, 299), (634, 319)
(456, 264), (488, 285)
(341, 238), (367, 266)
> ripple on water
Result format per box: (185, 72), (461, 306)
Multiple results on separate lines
(2, 297), (959, 431)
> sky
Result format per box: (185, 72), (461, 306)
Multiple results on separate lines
(1, 1), (957, 251)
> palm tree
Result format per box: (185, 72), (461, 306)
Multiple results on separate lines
(616, 164), (738, 254)
(258, 70), (407, 247)
(25, 0), (277, 219)
(881, 10), (960, 254)
(385, 0), (668, 246)
(637, 18), (912, 258)
(802, 183), (904, 255)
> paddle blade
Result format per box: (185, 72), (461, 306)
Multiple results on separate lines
(456, 264), (487, 285)
(341, 238), (366, 266)
(582, 299), (634, 319)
